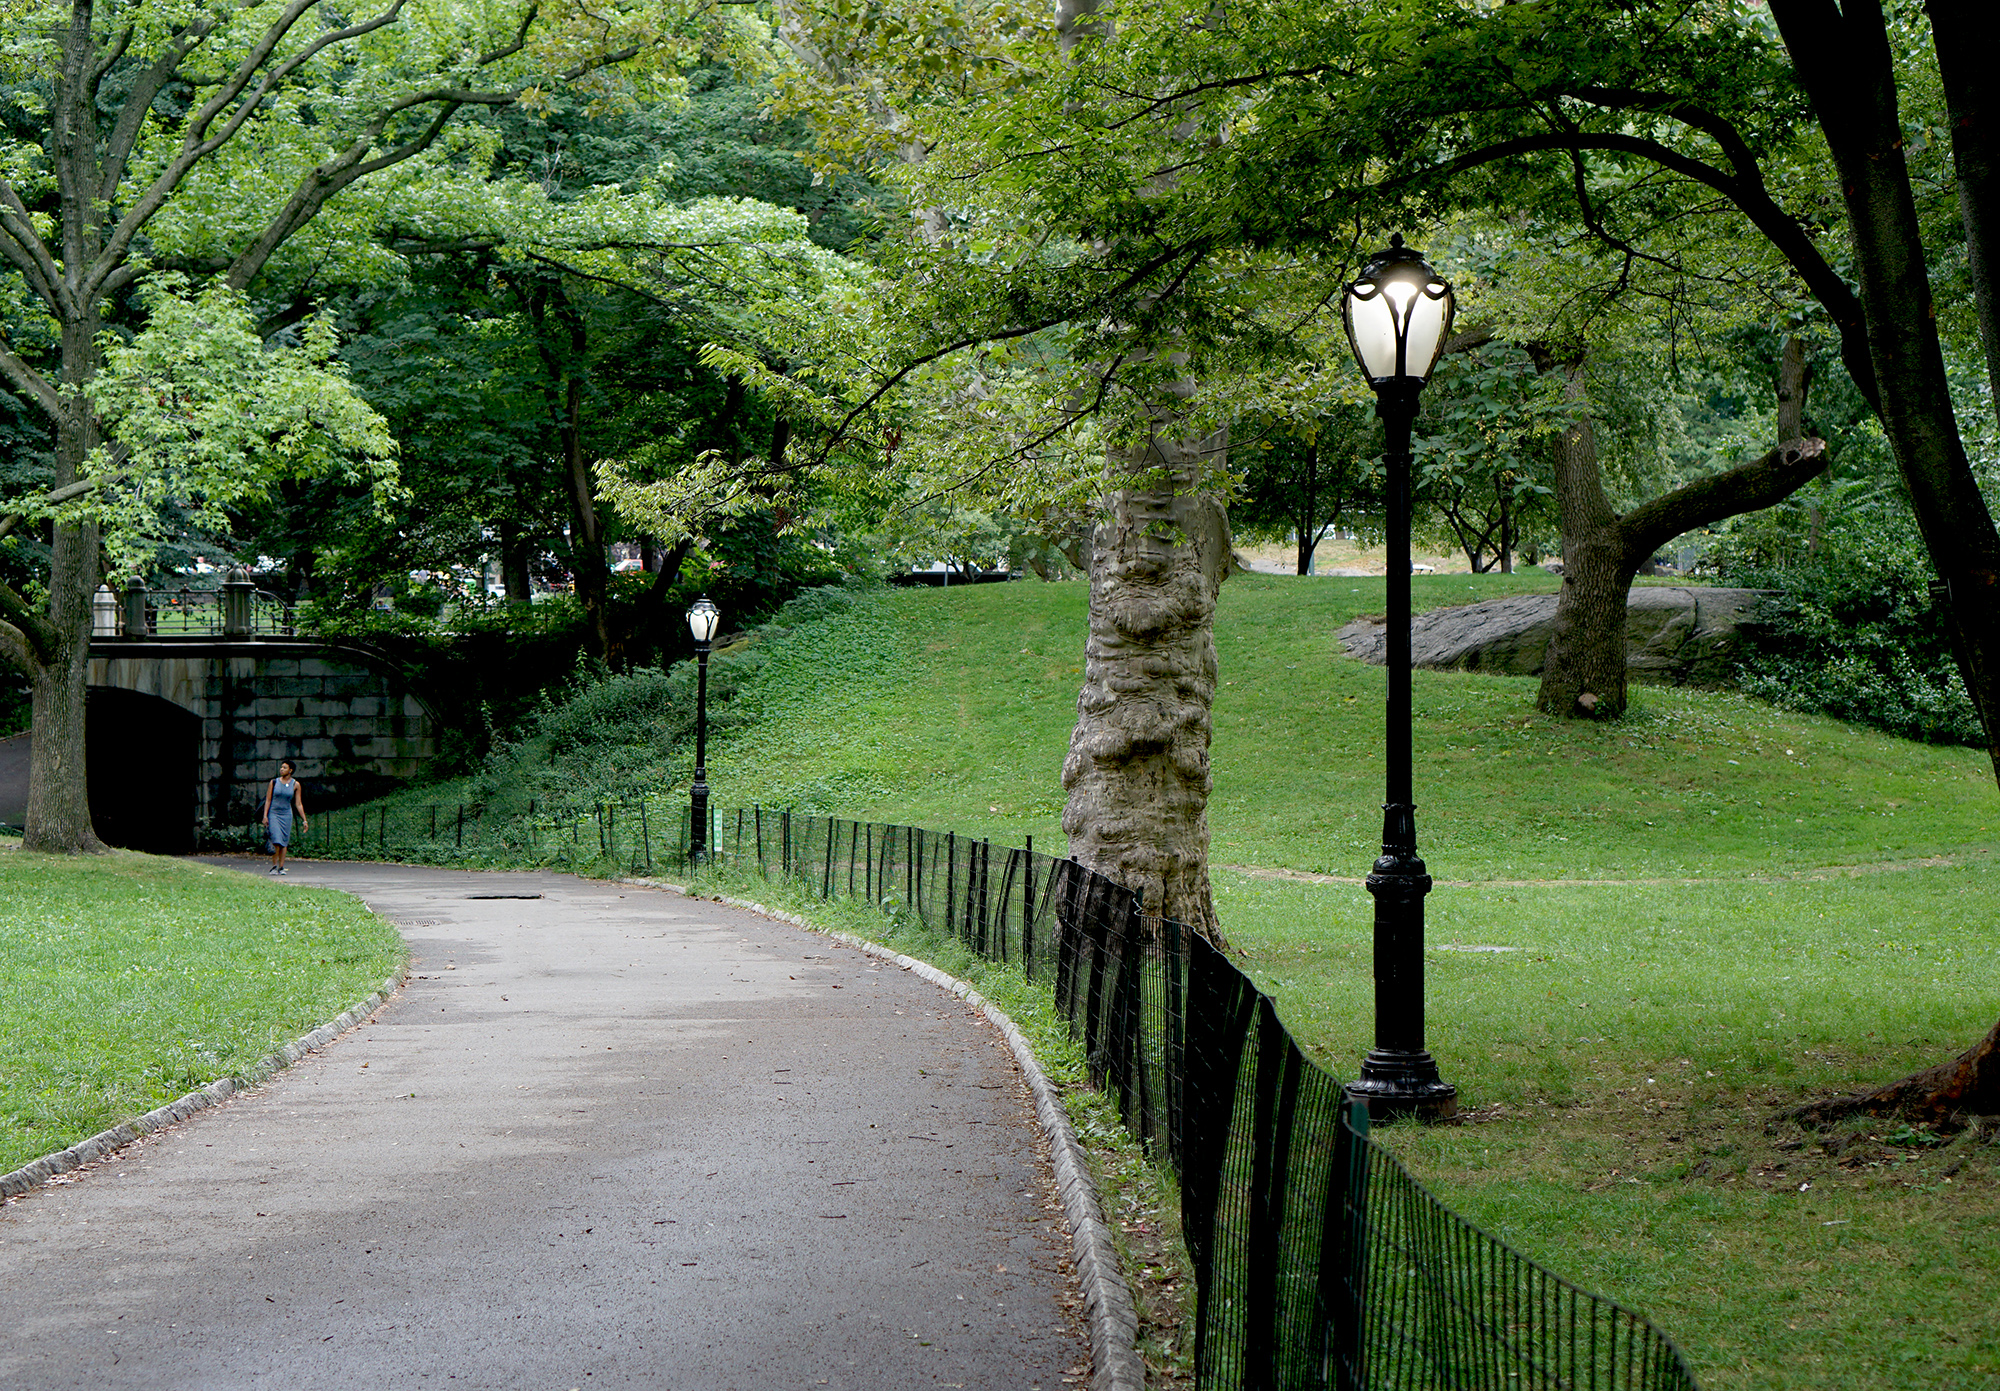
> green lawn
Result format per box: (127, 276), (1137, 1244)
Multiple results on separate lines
(711, 575), (1997, 880)
(0, 850), (405, 1173)
(698, 575), (2000, 1391)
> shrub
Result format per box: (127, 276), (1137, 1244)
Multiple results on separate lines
(1713, 490), (1984, 746)
(468, 583), (861, 811)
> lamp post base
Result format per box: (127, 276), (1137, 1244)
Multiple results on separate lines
(689, 781), (709, 867)
(1345, 1058), (1458, 1124)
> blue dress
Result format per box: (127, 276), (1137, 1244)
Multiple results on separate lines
(267, 777), (297, 848)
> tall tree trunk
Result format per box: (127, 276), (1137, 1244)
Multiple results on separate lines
(1932, 0), (2000, 425)
(1775, 0), (2000, 785)
(1056, 0), (1230, 938)
(1538, 366), (1630, 717)
(525, 279), (615, 661)
(10, 21), (110, 853)
(1296, 443), (1319, 575)
(629, 536), (694, 668)
(1538, 343), (1825, 718)
(500, 521), (533, 605)
(24, 518), (103, 853)
(559, 377), (615, 662)
(1061, 413), (1231, 939)
(1760, 0), (2000, 1126)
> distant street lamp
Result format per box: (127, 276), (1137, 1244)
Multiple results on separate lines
(91, 584), (118, 637)
(686, 595), (720, 867)
(1341, 234), (1459, 1122)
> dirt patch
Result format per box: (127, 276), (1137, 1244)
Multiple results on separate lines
(1217, 856), (1985, 891)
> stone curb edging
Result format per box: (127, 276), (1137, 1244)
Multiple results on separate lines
(648, 882), (1145, 1391)
(0, 967), (406, 1201)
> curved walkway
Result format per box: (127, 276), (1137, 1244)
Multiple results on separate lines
(0, 861), (1087, 1390)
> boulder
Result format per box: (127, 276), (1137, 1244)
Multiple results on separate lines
(1335, 586), (1779, 688)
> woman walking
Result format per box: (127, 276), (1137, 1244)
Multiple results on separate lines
(260, 760), (308, 874)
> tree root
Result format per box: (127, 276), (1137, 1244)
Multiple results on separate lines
(1777, 1016), (2000, 1130)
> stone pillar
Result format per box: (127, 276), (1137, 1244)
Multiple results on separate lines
(123, 576), (149, 636)
(222, 568), (253, 637)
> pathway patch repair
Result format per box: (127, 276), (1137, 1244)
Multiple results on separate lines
(0, 861), (1089, 1390)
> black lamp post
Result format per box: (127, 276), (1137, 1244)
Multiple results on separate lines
(686, 595), (720, 866)
(1341, 234), (1459, 1122)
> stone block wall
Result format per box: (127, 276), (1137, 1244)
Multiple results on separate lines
(88, 640), (437, 827)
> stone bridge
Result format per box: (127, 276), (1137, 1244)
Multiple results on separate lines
(1, 587), (438, 853)
(76, 636), (436, 852)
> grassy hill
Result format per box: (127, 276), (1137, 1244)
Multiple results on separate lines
(326, 572), (1996, 1386)
(692, 573), (1999, 1391)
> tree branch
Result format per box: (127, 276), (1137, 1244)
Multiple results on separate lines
(97, 14), (220, 207)
(0, 577), (56, 666)
(1619, 437), (1827, 560)
(1442, 130), (1877, 408)
(0, 330), (60, 420)
(1569, 87), (1771, 183)
(0, 180), (65, 312)
(224, 40), (640, 291)
(812, 239), (1213, 461)
(0, 611), (36, 676)
(87, 24), (136, 93)
(0, 467), (136, 541)
(90, 0), (409, 299)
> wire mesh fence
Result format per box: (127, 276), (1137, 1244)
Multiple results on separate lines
(288, 797), (1699, 1391)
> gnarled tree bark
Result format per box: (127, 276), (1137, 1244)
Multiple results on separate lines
(1061, 410), (1231, 941)
(1053, 0), (1231, 939)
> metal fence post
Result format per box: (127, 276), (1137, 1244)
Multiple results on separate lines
(1324, 1098), (1371, 1391)
(977, 840), (992, 956)
(1022, 835), (1036, 978)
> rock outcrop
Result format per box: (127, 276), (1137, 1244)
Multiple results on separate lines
(1336, 586), (1779, 688)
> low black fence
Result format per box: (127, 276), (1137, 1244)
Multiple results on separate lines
(296, 798), (666, 866)
(296, 799), (1700, 1391)
(725, 810), (1698, 1391)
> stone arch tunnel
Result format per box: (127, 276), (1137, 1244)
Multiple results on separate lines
(0, 637), (436, 852)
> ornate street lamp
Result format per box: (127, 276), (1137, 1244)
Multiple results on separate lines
(1341, 234), (1459, 1122)
(686, 596), (721, 867)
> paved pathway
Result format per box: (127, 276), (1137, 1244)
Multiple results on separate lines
(0, 861), (1087, 1390)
